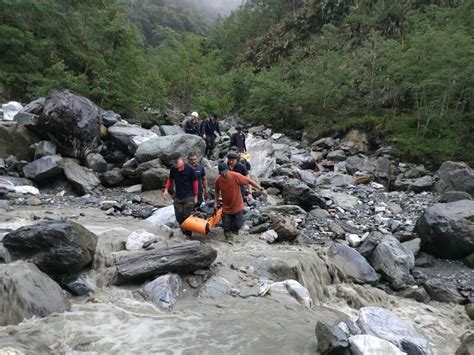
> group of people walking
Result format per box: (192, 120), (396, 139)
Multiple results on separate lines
(165, 113), (266, 244)
(184, 112), (248, 159)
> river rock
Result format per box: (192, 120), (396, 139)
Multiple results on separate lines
(22, 155), (63, 182)
(3, 220), (98, 277)
(38, 90), (101, 158)
(281, 178), (325, 210)
(357, 231), (385, 258)
(63, 158), (100, 195)
(346, 156), (376, 175)
(271, 216), (300, 242)
(135, 134), (205, 165)
(114, 241), (217, 285)
(402, 238), (421, 256)
(328, 243), (379, 285)
(141, 168), (169, 191)
(349, 334), (406, 355)
(260, 205), (307, 222)
(126, 229), (159, 250)
(439, 191), (472, 203)
(309, 208), (331, 223)
(101, 111), (120, 127)
(0, 263), (70, 326)
(327, 150), (347, 162)
(341, 130), (368, 153)
(371, 235), (415, 290)
(33, 140), (57, 159)
(20, 97), (45, 116)
(321, 190), (360, 210)
(108, 122), (158, 155)
(356, 307), (432, 355)
(100, 168), (124, 187)
(291, 153), (316, 169)
(85, 153), (107, 173)
(456, 334), (474, 355)
(415, 200), (474, 259)
(296, 169), (319, 186)
(394, 176), (433, 192)
(422, 279), (466, 304)
(437, 161), (474, 195)
(159, 125), (184, 136)
(315, 321), (349, 354)
(312, 137), (337, 150)
(143, 273), (181, 310)
(317, 173), (355, 187)
(0, 122), (39, 161)
(246, 137), (276, 178)
(146, 205), (177, 227)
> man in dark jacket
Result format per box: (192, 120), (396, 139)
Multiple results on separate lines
(230, 126), (246, 152)
(226, 151), (253, 201)
(163, 152), (198, 236)
(184, 112), (200, 135)
(201, 114), (221, 159)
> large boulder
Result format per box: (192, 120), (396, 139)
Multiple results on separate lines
(135, 134), (205, 164)
(350, 335), (406, 355)
(85, 152), (107, 173)
(437, 161), (474, 196)
(356, 307), (432, 355)
(38, 90), (101, 158)
(0, 122), (40, 160)
(143, 273), (181, 310)
(22, 155), (64, 182)
(315, 320), (349, 354)
(141, 168), (169, 191)
(371, 235), (415, 290)
(0, 263), (70, 326)
(3, 220), (98, 277)
(108, 122), (158, 155)
(33, 140), (57, 160)
(415, 200), (474, 259)
(246, 137), (277, 178)
(316, 173), (355, 187)
(328, 243), (380, 285)
(456, 334), (474, 355)
(63, 158), (100, 195)
(281, 178), (325, 210)
(159, 125), (184, 136)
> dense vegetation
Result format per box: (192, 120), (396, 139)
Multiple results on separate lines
(0, 0), (472, 165)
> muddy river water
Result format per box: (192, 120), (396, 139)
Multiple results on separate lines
(0, 206), (471, 354)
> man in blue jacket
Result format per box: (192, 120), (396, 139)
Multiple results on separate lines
(201, 114), (221, 159)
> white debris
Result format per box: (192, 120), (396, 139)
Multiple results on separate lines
(2, 101), (23, 121)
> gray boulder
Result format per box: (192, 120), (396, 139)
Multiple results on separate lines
(108, 122), (158, 155)
(33, 140), (57, 159)
(20, 97), (45, 115)
(135, 134), (205, 164)
(327, 150), (347, 162)
(260, 205), (307, 222)
(101, 111), (120, 127)
(22, 155), (63, 182)
(0, 263), (70, 326)
(85, 152), (107, 173)
(0, 122), (40, 160)
(246, 137), (276, 178)
(100, 168), (124, 186)
(439, 191), (472, 203)
(415, 200), (474, 259)
(141, 167), (169, 191)
(437, 161), (474, 195)
(315, 321), (349, 354)
(346, 155), (376, 175)
(159, 125), (184, 136)
(328, 243), (379, 285)
(3, 220), (98, 277)
(39, 90), (101, 158)
(422, 279), (466, 304)
(356, 307), (432, 355)
(281, 178), (325, 210)
(317, 173), (355, 187)
(371, 235), (415, 290)
(350, 335), (406, 355)
(143, 273), (181, 310)
(393, 176), (433, 192)
(63, 158), (100, 195)
(312, 137), (337, 150)
(291, 153), (316, 169)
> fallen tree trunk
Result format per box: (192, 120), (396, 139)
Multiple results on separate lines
(113, 241), (217, 285)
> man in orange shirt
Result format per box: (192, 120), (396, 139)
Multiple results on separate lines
(214, 162), (267, 244)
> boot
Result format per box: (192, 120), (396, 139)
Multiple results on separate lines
(224, 231), (235, 245)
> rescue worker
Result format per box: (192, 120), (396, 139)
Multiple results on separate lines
(226, 151), (253, 200)
(163, 152), (198, 236)
(187, 152), (209, 207)
(229, 145), (251, 171)
(214, 162), (266, 244)
(230, 125), (247, 153)
(201, 114), (221, 159)
(184, 112), (200, 135)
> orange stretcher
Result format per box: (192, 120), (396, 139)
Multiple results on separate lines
(180, 208), (223, 236)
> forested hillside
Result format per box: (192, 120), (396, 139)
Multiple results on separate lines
(0, 0), (472, 165)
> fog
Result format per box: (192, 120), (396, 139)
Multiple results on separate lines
(166, 0), (245, 20)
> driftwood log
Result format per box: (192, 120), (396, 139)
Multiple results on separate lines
(113, 241), (217, 285)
